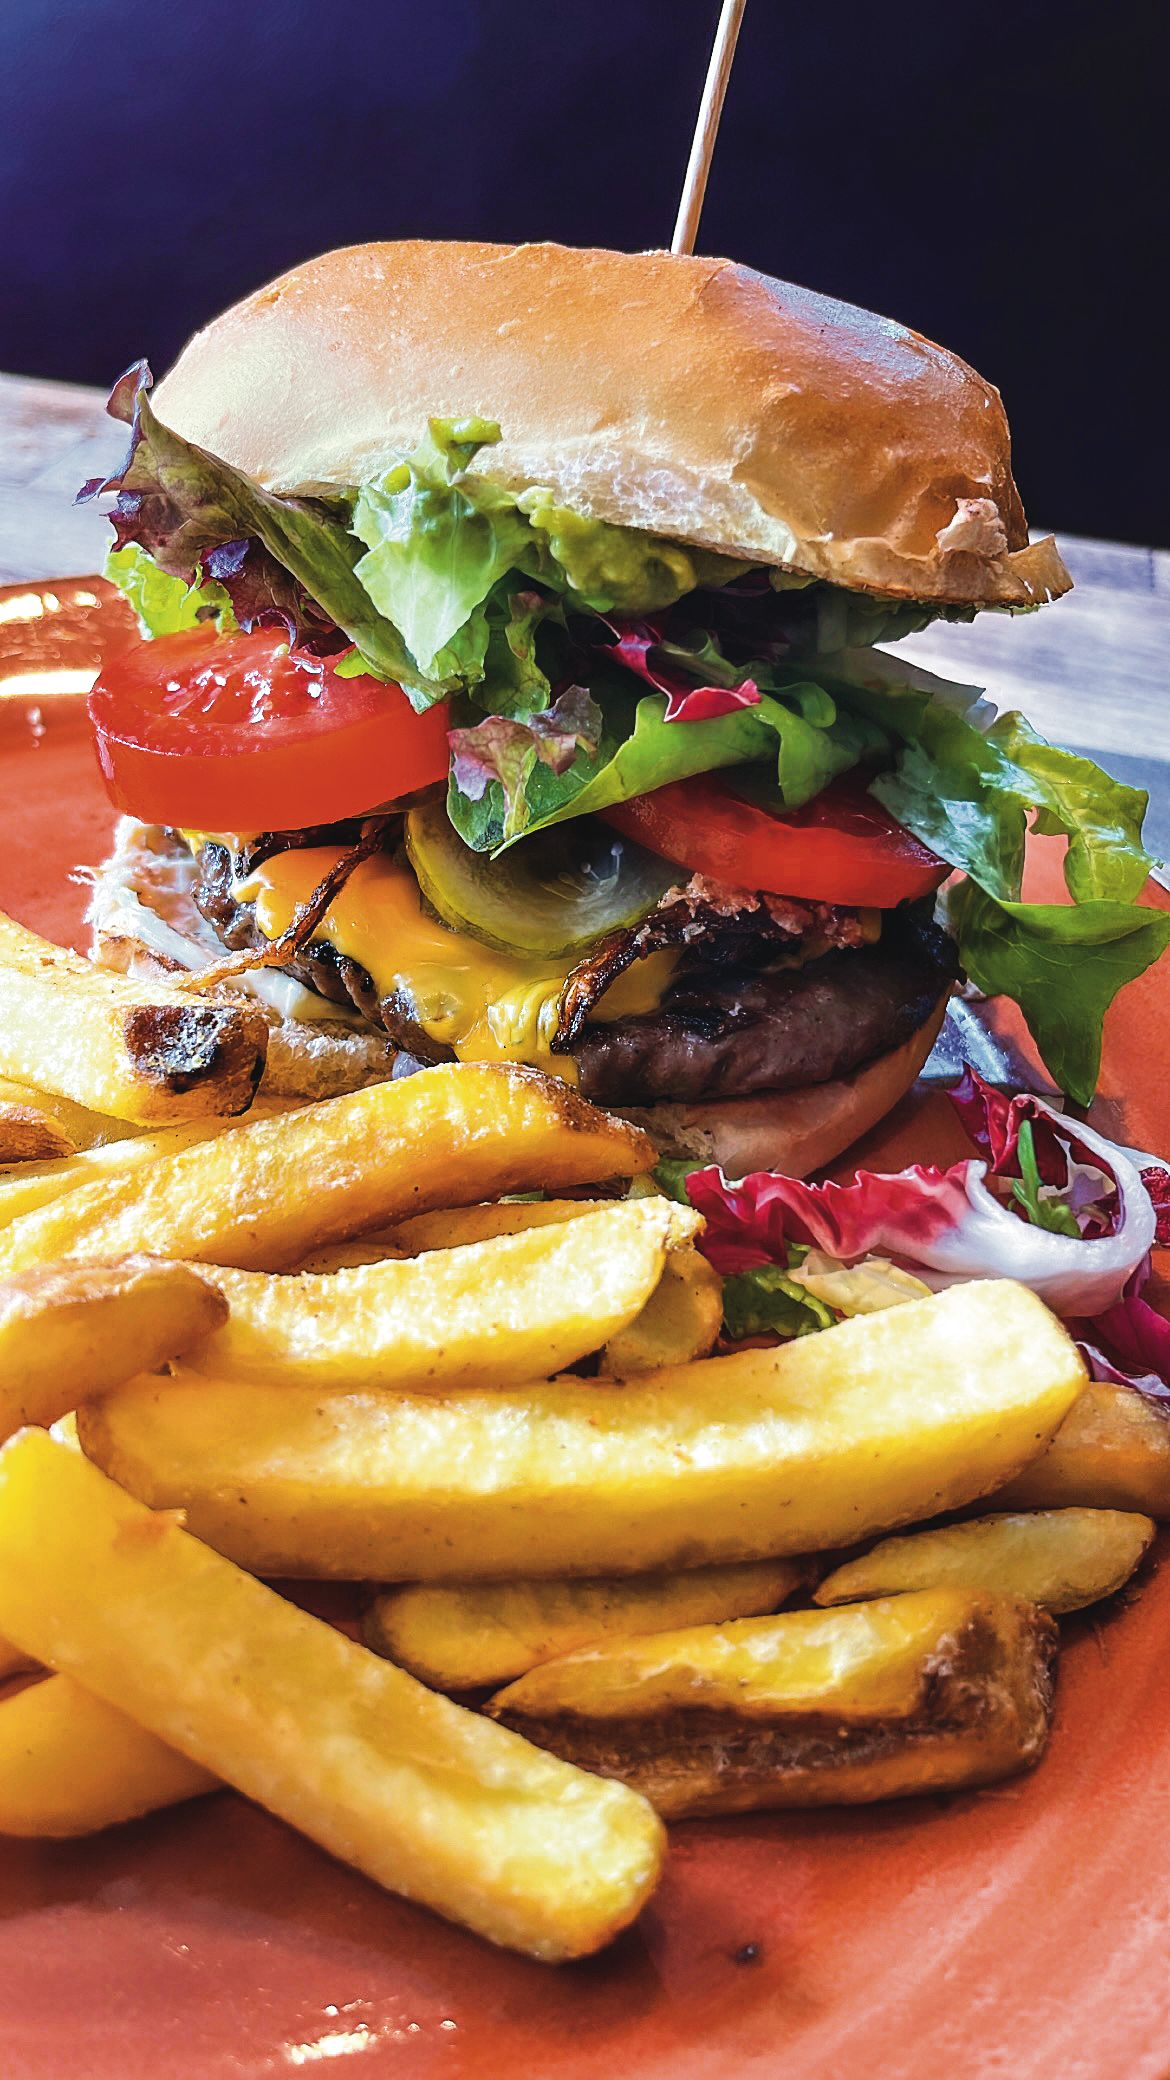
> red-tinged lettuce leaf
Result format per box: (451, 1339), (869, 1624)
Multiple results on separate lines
(78, 362), (442, 698)
(202, 538), (346, 652)
(448, 686), (603, 843)
(602, 616), (763, 722)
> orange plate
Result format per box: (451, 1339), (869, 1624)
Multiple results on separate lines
(2, 579), (1170, 2080)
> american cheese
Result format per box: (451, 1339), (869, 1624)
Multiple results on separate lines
(233, 847), (678, 1081)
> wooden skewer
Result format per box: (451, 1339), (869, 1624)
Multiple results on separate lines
(671, 0), (749, 256)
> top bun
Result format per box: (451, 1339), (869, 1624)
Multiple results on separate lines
(154, 240), (1070, 607)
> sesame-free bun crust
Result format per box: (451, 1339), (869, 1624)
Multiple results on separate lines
(153, 240), (1069, 609)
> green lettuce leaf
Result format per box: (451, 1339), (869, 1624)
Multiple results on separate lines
(104, 542), (238, 637)
(448, 675), (889, 855)
(721, 1264), (837, 1340)
(949, 881), (1170, 1104)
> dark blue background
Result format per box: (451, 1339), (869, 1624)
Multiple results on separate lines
(1, 0), (1163, 543)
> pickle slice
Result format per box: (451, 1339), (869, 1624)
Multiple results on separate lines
(405, 797), (678, 958)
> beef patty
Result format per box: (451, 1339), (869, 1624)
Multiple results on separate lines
(188, 833), (957, 1101)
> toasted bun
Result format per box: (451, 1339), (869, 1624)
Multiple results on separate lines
(87, 820), (948, 1171)
(153, 240), (1069, 609)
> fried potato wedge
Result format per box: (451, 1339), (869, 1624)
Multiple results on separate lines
(815, 1507), (1155, 1614)
(993, 1381), (1170, 1516)
(0, 1104), (300, 1234)
(0, 1078), (138, 1153)
(0, 1257), (226, 1440)
(78, 1281), (1086, 1580)
(387, 1198), (722, 1377)
(0, 1635), (36, 1683)
(0, 1430), (664, 1960)
(0, 1063), (654, 1277)
(186, 1201), (701, 1392)
(487, 1589), (1059, 1818)
(364, 1558), (811, 1691)
(0, 1675), (217, 1836)
(601, 1246), (723, 1378)
(0, 909), (268, 1124)
(0, 1100), (76, 1164)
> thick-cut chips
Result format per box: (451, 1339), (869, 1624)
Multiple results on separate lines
(0, 909), (268, 1124)
(993, 1381), (1170, 1517)
(0, 1635), (36, 1683)
(0, 1674), (218, 1836)
(185, 1201), (700, 1391)
(0, 1063), (655, 1277)
(0, 1077), (137, 1153)
(0, 1256), (226, 1440)
(78, 1281), (1087, 1580)
(364, 1558), (811, 1691)
(0, 1429), (665, 1961)
(814, 1507), (1155, 1614)
(0, 1101), (76, 1164)
(487, 1589), (1059, 1817)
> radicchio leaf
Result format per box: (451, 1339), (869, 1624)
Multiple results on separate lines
(948, 1065), (1120, 1234)
(685, 1102), (1159, 1317)
(448, 686), (602, 842)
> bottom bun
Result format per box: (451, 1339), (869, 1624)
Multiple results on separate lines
(88, 817), (950, 1165)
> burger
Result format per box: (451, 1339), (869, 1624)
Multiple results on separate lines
(80, 241), (1165, 1175)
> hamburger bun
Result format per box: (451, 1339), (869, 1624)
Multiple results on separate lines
(153, 240), (1070, 609)
(87, 819), (948, 1177)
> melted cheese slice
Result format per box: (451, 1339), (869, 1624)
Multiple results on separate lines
(234, 847), (677, 1081)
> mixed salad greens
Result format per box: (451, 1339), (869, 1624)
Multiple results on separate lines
(86, 363), (1169, 1102)
(659, 1070), (1170, 1394)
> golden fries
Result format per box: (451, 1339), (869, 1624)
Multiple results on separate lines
(0, 1257), (226, 1440)
(600, 1246), (723, 1377)
(0, 909), (268, 1124)
(487, 1590), (1059, 1817)
(814, 1507), (1155, 1614)
(0, 1100), (76, 1164)
(78, 1281), (1086, 1580)
(994, 1381), (1170, 1516)
(0, 1635), (36, 1683)
(0, 1076), (138, 1153)
(187, 1201), (700, 1391)
(0, 1675), (217, 1836)
(386, 1195), (722, 1376)
(0, 1430), (664, 1960)
(363, 1558), (811, 1691)
(0, 1063), (654, 1277)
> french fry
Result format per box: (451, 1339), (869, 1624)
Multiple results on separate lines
(0, 909), (268, 1124)
(0, 1076), (142, 1152)
(0, 1101), (301, 1233)
(363, 1558), (812, 1691)
(0, 1257), (227, 1440)
(0, 1636), (36, 1684)
(0, 1063), (654, 1277)
(993, 1381), (1170, 1516)
(0, 1430), (665, 1961)
(601, 1246), (723, 1377)
(78, 1281), (1087, 1580)
(186, 1201), (700, 1391)
(0, 1100), (76, 1164)
(814, 1508), (1155, 1614)
(487, 1589), (1059, 1817)
(0, 1675), (217, 1836)
(387, 1197), (722, 1376)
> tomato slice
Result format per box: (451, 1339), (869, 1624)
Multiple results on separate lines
(88, 626), (451, 831)
(600, 772), (949, 907)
